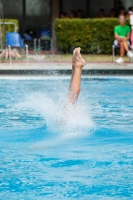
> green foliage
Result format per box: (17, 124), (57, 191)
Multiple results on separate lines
(55, 18), (130, 54)
(0, 19), (19, 48)
(0, 19), (19, 32)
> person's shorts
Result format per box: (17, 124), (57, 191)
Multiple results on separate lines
(114, 40), (130, 47)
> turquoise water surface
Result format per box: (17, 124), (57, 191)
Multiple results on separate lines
(0, 77), (133, 200)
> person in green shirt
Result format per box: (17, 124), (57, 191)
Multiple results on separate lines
(114, 14), (133, 63)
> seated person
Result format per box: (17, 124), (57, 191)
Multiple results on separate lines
(114, 14), (133, 63)
(76, 9), (83, 18)
(97, 8), (105, 18)
(119, 6), (126, 16)
(1, 48), (21, 60)
(110, 8), (116, 17)
(59, 12), (66, 19)
(66, 10), (75, 18)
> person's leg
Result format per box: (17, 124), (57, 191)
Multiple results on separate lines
(122, 41), (129, 52)
(13, 49), (21, 59)
(5, 50), (8, 60)
(15, 52), (21, 58)
(116, 40), (133, 63)
(11, 50), (15, 59)
(122, 40), (133, 58)
(69, 49), (76, 87)
(119, 41), (125, 58)
(68, 47), (86, 104)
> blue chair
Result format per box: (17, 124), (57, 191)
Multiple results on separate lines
(6, 32), (28, 63)
(112, 40), (132, 63)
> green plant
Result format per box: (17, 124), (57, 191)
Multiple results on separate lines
(0, 19), (19, 32)
(0, 19), (19, 48)
(55, 18), (130, 54)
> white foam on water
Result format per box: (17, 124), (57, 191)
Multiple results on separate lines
(15, 91), (95, 148)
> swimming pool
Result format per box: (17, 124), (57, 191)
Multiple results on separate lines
(0, 77), (133, 199)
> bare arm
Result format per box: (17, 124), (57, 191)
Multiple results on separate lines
(114, 33), (130, 41)
(125, 33), (130, 40)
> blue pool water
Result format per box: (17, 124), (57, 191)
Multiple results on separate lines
(0, 77), (133, 200)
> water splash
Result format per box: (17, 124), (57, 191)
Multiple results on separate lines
(14, 92), (95, 148)
(23, 93), (93, 128)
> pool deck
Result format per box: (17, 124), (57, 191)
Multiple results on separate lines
(0, 62), (133, 75)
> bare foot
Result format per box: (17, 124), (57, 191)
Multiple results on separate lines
(73, 47), (86, 69)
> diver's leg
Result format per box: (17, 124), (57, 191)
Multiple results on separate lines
(68, 47), (86, 104)
(70, 49), (76, 87)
